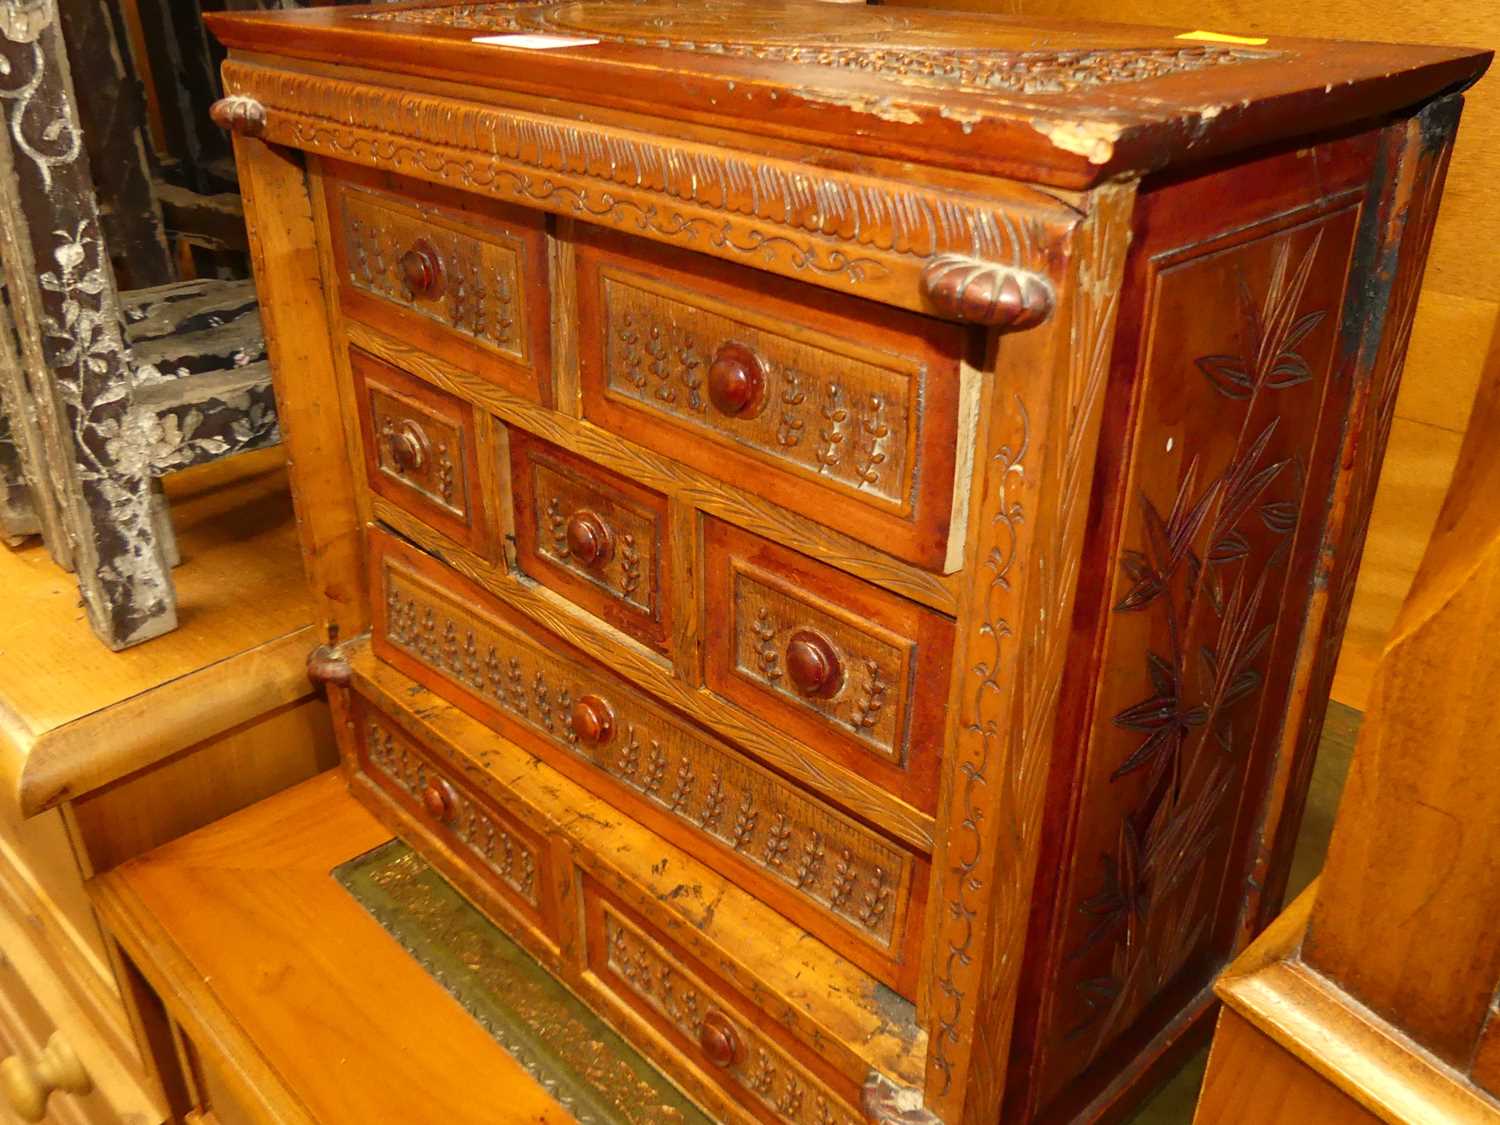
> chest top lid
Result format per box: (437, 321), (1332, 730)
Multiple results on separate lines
(206, 0), (1487, 188)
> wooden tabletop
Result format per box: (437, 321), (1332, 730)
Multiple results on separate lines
(206, 0), (1489, 187)
(0, 448), (319, 816)
(91, 771), (569, 1124)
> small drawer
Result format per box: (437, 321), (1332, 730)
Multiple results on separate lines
(370, 531), (926, 994)
(325, 160), (551, 404)
(354, 696), (552, 939)
(575, 224), (973, 573)
(583, 879), (866, 1125)
(352, 349), (491, 555)
(704, 518), (954, 815)
(510, 428), (672, 654)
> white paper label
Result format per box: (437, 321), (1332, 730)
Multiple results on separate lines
(471, 34), (600, 50)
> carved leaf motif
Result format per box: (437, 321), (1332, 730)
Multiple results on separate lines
(362, 715), (538, 904)
(699, 770), (726, 832)
(1076, 230), (1330, 1050)
(619, 533), (642, 598)
(1195, 353), (1254, 399)
(380, 564), (908, 950)
(1110, 651), (1207, 791)
(764, 813), (793, 868)
(1260, 500), (1298, 534)
(752, 607), (783, 682)
(849, 659), (889, 733)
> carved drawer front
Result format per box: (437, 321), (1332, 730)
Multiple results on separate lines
(575, 224), (972, 573)
(325, 160), (550, 404)
(510, 428), (673, 655)
(352, 349), (491, 556)
(704, 517), (954, 815)
(354, 696), (552, 938)
(584, 879), (866, 1125)
(370, 531), (927, 994)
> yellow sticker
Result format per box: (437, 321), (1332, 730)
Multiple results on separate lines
(1176, 29), (1270, 46)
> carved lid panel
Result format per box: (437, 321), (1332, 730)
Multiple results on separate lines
(206, 1), (1488, 187)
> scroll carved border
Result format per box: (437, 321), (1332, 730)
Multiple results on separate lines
(924, 182), (1136, 1121)
(221, 61), (1075, 316)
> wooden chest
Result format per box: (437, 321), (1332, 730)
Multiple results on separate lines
(203, 4), (1487, 1121)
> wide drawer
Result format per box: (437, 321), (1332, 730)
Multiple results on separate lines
(352, 348), (492, 557)
(0, 951), (117, 1125)
(324, 160), (551, 404)
(703, 517), (953, 814)
(510, 428), (674, 655)
(369, 530), (927, 994)
(575, 224), (973, 572)
(583, 877), (866, 1125)
(354, 697), (554, 942)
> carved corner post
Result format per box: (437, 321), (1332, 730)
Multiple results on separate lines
(228, 121), (368, 647)
(920, 182), (1137, 1124)
(0, 0), (175, 649)
(1237, 93), (1465, 944)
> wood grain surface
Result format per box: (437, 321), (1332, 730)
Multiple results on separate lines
(0, 449), (317, 814)
(91, 772), (572, 1125)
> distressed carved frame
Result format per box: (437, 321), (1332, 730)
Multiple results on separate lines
(220, 40), (1461, 1125)
(218, 61), (1071, 329)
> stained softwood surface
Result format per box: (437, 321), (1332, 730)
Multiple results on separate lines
(91, 773), (572, 1125)
(203, 4), (1486, 1123)
(0, 447), (335, 1125)
(0, 449), (316, 815)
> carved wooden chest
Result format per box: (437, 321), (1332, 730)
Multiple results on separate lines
(205, 4), (1487, 1121)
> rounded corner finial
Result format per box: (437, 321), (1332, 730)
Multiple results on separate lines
(210, 95), (267, 137)
(921, 254), (1055, 330)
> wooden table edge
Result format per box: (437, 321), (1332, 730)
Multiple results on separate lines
(5, 624), (321, 818)
(1214, 885), (1500, 1124)
(89, 855), (317, 1125)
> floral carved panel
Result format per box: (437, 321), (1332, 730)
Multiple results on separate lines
(1034, 203), (1363, 1106)
(373, 542), (923, 978)
(600, 268), (920, 512)
(596, 896), (865, 1125)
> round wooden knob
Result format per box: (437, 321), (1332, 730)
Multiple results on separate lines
(786, 630), (843, 698)
(565, 510), (613, 568)
(1, 1032), (92, 1122)
(208, 95), (266, 137)
(421, 777), (456, 822)
(386, 420), (429, 474)
(699, 1010), (740, 1069)
(570, 695), (615, 746)
(707, 342), (764, 417)
(399, 239), (445, 298)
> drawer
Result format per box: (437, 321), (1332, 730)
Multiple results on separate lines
(354, 696), (553, 940)
(510, 428), (673, 654)
(324, 160), (551, 404)
(583, 879), (865, 1125)
(575, 225), (972, 572)
(0, 956), (114, 1125)
(352, 349), (492, 556)
(370, 531), (927, 994)
(703, 519), (953, 815)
